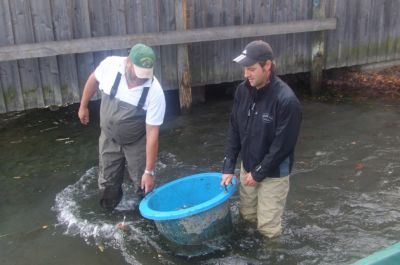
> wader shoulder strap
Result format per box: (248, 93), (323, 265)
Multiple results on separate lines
(110, 73), (122, 99)
(137, 86), (150, 110)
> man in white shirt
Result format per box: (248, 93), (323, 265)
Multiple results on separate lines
(78, 43), (166, 210)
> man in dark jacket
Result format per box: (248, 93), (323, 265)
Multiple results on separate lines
(221, 40), (302, 238)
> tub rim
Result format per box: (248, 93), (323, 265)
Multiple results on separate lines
(139, 172), (237, 221)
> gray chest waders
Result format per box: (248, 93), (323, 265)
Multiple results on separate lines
(100, 73), (150, 145)
(98, 72), (151, 210)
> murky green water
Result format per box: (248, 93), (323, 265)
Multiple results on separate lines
(1, 99), (400, 265)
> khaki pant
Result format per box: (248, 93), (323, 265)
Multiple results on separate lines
(239, 164), (290, 238)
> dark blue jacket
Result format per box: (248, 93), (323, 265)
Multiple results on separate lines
(222, 74), (302, 181)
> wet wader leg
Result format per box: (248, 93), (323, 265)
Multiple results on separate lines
(98, 131), (125, 210)
(257, 176), (290, 238)
(239, 164), (258, 223)
(123, 135), (146, 193)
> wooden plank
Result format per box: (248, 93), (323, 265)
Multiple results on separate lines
(252, 0), (283, 74)
(0, 0), (8, 112)
(284, 0), (297, 74)
(265, 0), (281, 74)
(357, 0), (372, 66)
(296, 0), (311, 73)
(72, 0), (97, 99)
(239, 0), (255, 79)
(274, 0), (289, 74)
(335, 0), (347, 67)
(294, 0), (309, 74)
(109, 0), (127, 57)
(325, 0), (338, 68)
(175, 0), (192, 110)
(159, 0), (178, 90)
(310, 0), (326, 95)
(383, 0), (394, 62)
(9, 0), (44, 109)
(222, 0), (242, 83)
(375, 0), (386, 63)
(0, 77), (6, 113)
(126, 0), (144, 35)
(87, 0), (111, 69)
(0, 18), (337, 62)
(229, 0), (244, 82)
(51, 0), (80, 104)
(394, 0), (400, 59)
(219, 0), (232, 83)
(204, 0), (214, 85)
(345, 0), (359, 66)
(366, 0), (379, 64)
(30, 0), (62, 106)
(206, 0), (222, 84)
(251, 0), (267, 46)
(142, 0), (162, 84)
(0, 0), (24, 112)
(240, 0), (252, 62)
(339, 0), (350, 66)
(189, 0), (206, 85)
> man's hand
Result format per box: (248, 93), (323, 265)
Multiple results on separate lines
(221, 173), (234, 187)
(78, 72), (99, 125)
(141, 173), (155, 194)
(244, 172), (258, 187)
(78, 106), (90, 125)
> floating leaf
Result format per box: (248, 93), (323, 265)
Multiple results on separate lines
(355, 163), (364, 171)
(116, 223), (128, 231)
(98, 245), (104, 252)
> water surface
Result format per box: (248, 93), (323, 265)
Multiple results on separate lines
(1, 99), (399, 265)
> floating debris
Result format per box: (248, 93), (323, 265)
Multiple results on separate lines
(325, 66), (400, 101)
(176, 204), (193, 210)
(56, 137), (70, 142)
(355, 163), (364, 171)
(40, 126), (58, 133)
(115, 216), (128, 231)
(97, 244), (104, 252)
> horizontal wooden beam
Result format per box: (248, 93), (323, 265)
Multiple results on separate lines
(0, 18), (336, 62)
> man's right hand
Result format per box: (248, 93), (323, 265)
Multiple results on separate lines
(78, 106), (90, 125)
(221, 173), (234, 187)
(78, 72), (99, 125)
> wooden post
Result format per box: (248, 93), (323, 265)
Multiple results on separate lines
(175, 0), (192, 111)
(310, 0), (326, 95)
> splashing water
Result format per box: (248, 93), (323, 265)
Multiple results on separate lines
(52, 167), (166, 265)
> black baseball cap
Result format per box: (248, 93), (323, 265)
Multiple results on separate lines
(233, 40), (274, 66)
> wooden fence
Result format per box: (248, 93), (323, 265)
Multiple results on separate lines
(0, 0), (399, 113)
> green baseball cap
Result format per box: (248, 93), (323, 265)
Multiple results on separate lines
(128, 43), (155, 79)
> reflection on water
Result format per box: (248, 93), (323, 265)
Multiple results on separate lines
(1, 100), (400, 265)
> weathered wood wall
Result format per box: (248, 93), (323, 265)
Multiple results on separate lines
(0, 0), (399, 113)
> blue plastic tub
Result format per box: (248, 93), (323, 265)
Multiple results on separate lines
(139, 172), (237, 245)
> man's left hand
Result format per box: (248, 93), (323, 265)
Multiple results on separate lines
(244, 172), (258, 187)
(141, 173), (155, 194)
